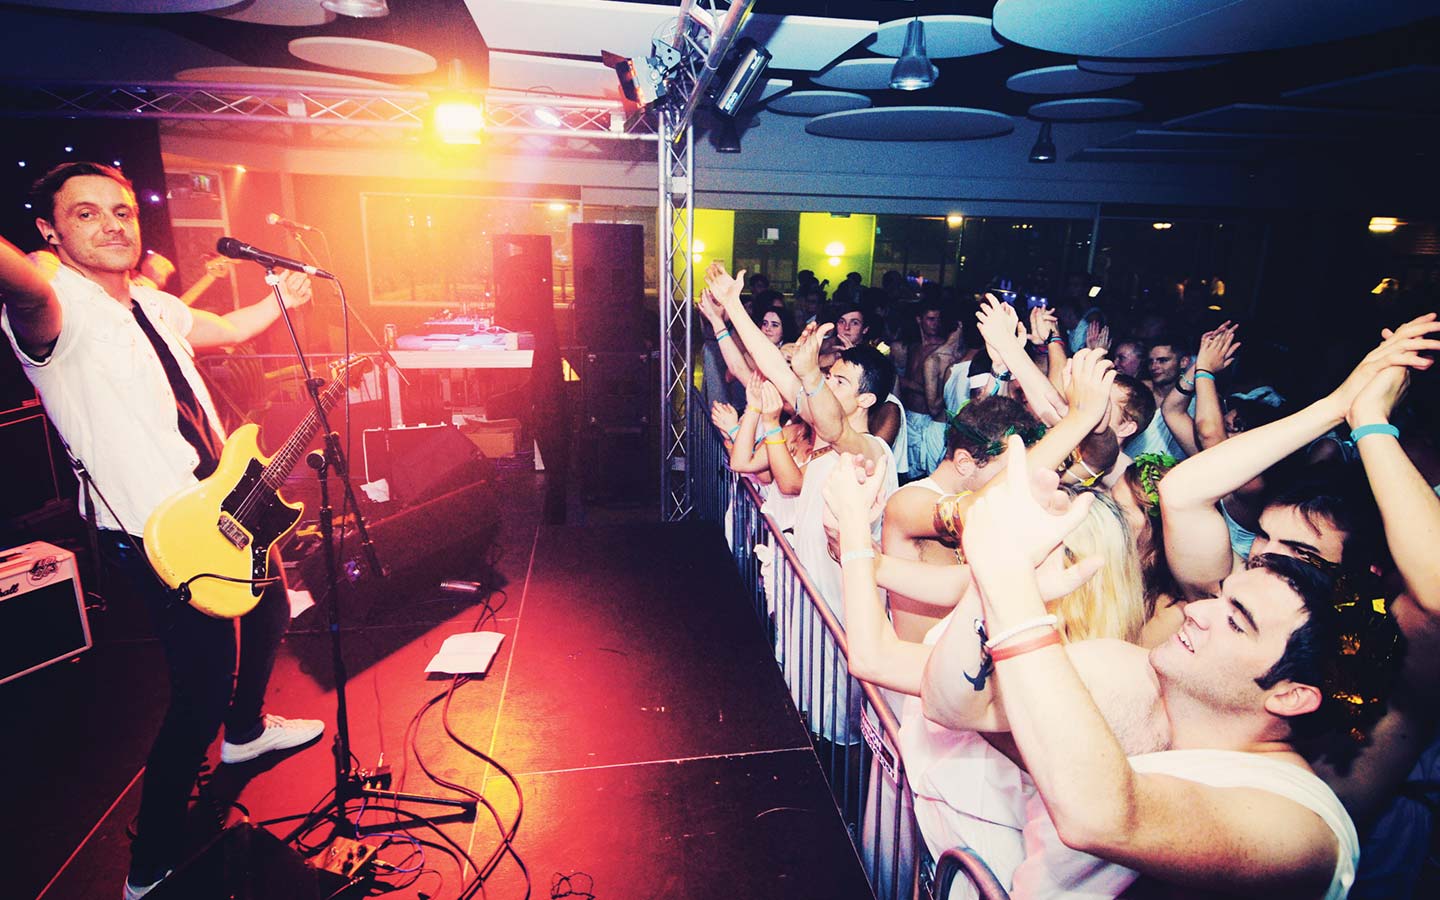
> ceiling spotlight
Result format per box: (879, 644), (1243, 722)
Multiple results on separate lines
(433, 59), (485, 144)
(1152, 222), (1173, 230)
(1029, 122), (1056, 163)
(890, 19), (936, 91)
(714, 117), (742, 153)
(1368, 216), (1400, 233)
(533, 106), (563, 128)
(320, 0), (389, 17)
(715, 39), (771, 117)
(946, 214), (964, 228)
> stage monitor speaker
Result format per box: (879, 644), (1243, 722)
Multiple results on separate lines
(0, 541), (89, 685)
(146, 822), (345, 899)
(361, 423), (491, 506)
(492, 233), (554, 335)
(573, 223), (645, 350)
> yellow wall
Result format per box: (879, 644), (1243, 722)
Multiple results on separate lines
(798, 212), (876, 285)
(677, 208), (735, 296)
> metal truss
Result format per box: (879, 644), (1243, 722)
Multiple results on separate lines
(0, 80), (657, 146)
(658, 0), (754, 138)
(657, 110), (695, 522)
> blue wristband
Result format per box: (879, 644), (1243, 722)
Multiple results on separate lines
(715, 328), (731, 341)
(1194, 371), (1216, 383)
(1351, 423), (1399, 442)
(726, 424), (739, 437)
(762, 426), (782, 439)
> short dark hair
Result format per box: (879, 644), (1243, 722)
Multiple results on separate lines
(1112, 373), (1156, 434)
(1266, 473), (1384, 570)
(29, 161), (133, 223)
(945, 395), (1042, 466)
(838, 344), (894, 402)
(1149, 335), (1192, 361)
(1249, 553), (1403, 751)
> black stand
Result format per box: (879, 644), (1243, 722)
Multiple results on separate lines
(253, 268), (473, 841)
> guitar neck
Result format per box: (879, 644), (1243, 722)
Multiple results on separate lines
(259, 376), (351, 488)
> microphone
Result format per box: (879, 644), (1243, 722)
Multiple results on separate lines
(266, 212), (319, 233)
(216, 237), (335, 280)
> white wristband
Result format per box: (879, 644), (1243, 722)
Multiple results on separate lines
(840, 548), (876, 565)
(984, 614), (1059, 651)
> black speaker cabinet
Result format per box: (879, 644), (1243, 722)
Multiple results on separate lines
(146, 822), (346, 899)
(573, 223), (646, 350)
(492, 233), (554, 335)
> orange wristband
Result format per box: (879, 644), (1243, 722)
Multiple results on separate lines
(989, 629), (1061, 662)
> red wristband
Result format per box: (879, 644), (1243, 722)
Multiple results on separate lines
(989, 629), (1061, 661)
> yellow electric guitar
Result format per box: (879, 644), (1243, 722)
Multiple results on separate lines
(144, 355), (374, 618)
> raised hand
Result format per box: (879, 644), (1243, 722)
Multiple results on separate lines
(745, 371), (765, 412)
(1329, 313), (1440, 414)
(976, 295), (1024, 353)
(710, 401), (738, 436)
(961, 436), (1094, 571)
(823, 451), (890, 528)
(1029, 306), (1058, 345)
(760, 380), (785, 425)
(1348, 363), (1410, 430)
(1194, 321), (1240, 373)
(703, 261), (747, 311)
(1064, 348), (1117, 432)
(696, 287), (727, 326)
(1085, 321), (1111, 352)
(277, 270), (313, 308)
(791, 319), (833, 383)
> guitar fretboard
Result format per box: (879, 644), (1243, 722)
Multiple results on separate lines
(259, 369), (354, 489)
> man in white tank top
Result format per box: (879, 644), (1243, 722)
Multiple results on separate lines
(922, 439), (1399, 899)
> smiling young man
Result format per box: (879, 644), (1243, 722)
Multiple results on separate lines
(0, 162), (323, 899)
(922, 438), (1399, 898)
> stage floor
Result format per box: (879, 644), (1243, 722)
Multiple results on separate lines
(4, 475), (872, 900)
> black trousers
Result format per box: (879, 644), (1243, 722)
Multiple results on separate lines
(100, 531), (289, 883)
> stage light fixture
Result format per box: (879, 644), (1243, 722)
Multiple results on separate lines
(714, 117), (742, 153)
(715, 38), (771, 117)
(602, 38), (681, 109)
(533, 106), (563, 128)
(947, 214), (964, 228)
(320, 0), (389, 17)
(1029, 122), (1056, 163)
(824, 241), (846, 257)
(1152, 221), (1173, 230)
(1368, 216), (1400, 233)
(890, 19), (936, 91)
(432, 59), (485, 145)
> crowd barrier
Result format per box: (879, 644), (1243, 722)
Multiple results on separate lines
(689, 390), (919, 900)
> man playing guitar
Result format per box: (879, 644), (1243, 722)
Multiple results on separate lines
(0, 161), (324, 900)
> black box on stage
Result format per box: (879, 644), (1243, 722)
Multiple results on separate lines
(0, 541), (90, 685)
(362, 423), (491, 506)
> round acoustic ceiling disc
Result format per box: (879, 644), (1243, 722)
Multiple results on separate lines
(1028, 97), (1144, 121)
(1006, 65), (1133, 95)
(175, 66), (395, 89)
(870, 15), (1003, 59)
(209, 1), (336, 26)
(768, 90), (872, 117)
(806, 107), (1013, 141)
(812, 58), (938, 91)
(993, 0), (1437, 58)
(289, 36), (437, 76)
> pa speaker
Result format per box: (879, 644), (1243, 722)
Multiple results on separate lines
(492, 233), (554, 335)
(573, 223), (645, 350)
(362, 423), (492, 506)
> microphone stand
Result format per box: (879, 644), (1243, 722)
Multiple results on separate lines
(255, 267), (474, 843)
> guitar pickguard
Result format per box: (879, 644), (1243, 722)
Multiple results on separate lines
(219, 459), (303, 596)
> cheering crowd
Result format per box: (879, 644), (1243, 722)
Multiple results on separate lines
(701, 261), (1440, 899)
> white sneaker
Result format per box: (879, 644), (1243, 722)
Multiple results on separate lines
(122, 870), (171, 899)
(220, 714), (324, 764)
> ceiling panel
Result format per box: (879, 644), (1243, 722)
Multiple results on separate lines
(767, 90), (870, 117)
(1163, 102), (1431, 135)
(1070, 147), (1258, 163)
(993, 0), (1438, 58)
(813, 58), (935, 91)
(868, 15), (1002, 60)
(487, 51), (619, 98)
(805, 107), (1013, 141)
(1006, 65), (1133, 95)
(1029, 98), (1143, 121)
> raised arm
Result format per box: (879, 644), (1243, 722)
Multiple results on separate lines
(704, 262), (801, 402)
(727, 374), (770, 474)
(759, 382), (804, 495)
(965, 438), (1336, 895)
(186, 270), (312, 349)
(790, 320), (875, 457)
(978, 297), (1065, 424)
(1027, 348), (1115, 474)
(828, 453), (934, 695)
(697, 286), (756, 385)
(1192, 323), (1238, 451)
(1160, 313), (1440, 594)
(0, 237), (62, 357)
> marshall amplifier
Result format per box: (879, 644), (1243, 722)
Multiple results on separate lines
(0, 541), (90, 685)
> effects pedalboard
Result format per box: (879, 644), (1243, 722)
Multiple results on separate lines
(313, 836), (379, 880)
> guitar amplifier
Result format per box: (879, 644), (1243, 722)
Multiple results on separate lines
(0, 541), (90, 685)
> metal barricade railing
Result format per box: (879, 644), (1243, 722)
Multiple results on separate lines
(690, 392), (917, 900)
